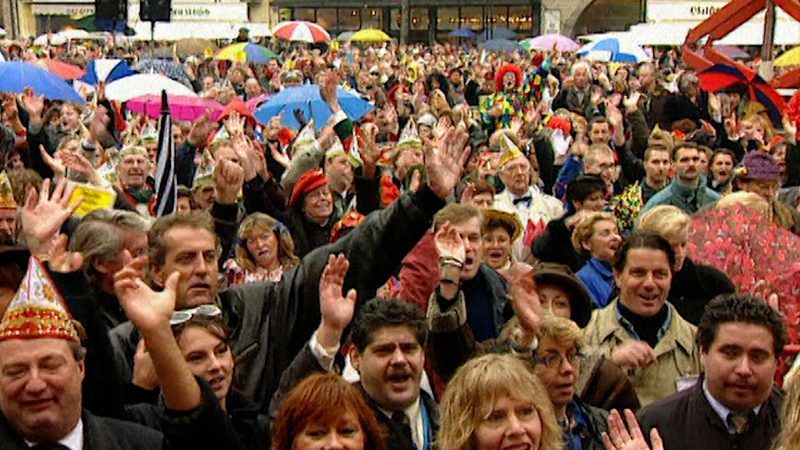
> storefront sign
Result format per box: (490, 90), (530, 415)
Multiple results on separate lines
(31, 0), (247, 21)
(647, 0), (791, 23)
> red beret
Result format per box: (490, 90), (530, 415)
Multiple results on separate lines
(289, 168), (328, 207)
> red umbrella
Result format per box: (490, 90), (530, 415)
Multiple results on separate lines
(697, 63), (784, 126)
(31, 58), (85, 80)
(688, 204), (800, 382)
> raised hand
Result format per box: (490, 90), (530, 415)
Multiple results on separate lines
(623, 92), (642, 113)
(460, 182), (476, 206)
(21, 178), (81, 257)
(132, 339), (159, 390)
(41, 145), (66, 177)
(114, 256), (180, 332)
(47, 234), (85, 273)
(503, 263), (543, 335)
(425, 126), (470, 199)
(434, 221), (466, 264)
(318, 253), (357, 348)
(188, 110), (216, 146)
(602, 409), (664, 450)
(320, 70), (340, 112)
(213, 159), (245, 204)
(20, 87), (45, 120)
(224, 111), (245, 137)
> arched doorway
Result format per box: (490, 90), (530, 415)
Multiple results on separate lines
(572, 0), (642, 35)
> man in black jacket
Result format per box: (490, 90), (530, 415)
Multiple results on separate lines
(638, 294), (786, 450)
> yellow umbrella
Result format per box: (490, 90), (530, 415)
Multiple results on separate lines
(775, 46), (800, 67)
(350, 28), (391, 42)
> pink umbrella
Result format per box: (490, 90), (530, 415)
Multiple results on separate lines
(520, 34), (579, 52)
(245, 93), (272, 112)
(126, 94), (223, 122)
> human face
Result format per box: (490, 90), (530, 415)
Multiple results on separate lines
(152, 227), (219, 308)
(6, 153), (24, 171)
(450, 217), (483, 280)
(638, 66), (655, 91)
(59, 105), (81, 132)
(193, 185), (216, 210)
(584, 152), (615, 186)
(325, 154), (354, 194)
(575, 191), (605, 212)
(245, 79), (261, 99)
(738, 178), (780, 202)
(589, 123), (610, 145)
(701, 323), (777, 412)
(0, 339), (84, 443)
(573, 67), (589, 90)
(245, 227), (280, 271)
(176, 196), (192, 214)
(644, 150), (671, 186)
(202, 77), (215, 91)
(583, 220), (621, 262)
(537, 284), (571, 319)
(482, 227), (512, 270)
(176, 327), (234, 406)
(350, 326), (424, 411)
(534, 338), (580, 414)
(773, 146), (787, 174)
(117, 154), (150, 189)
(711, 154), (734, 184)
(614, 248), (672, 317)
(499, 156), (531, 196)
(302, 185), (333, 224)
(665, 228), (689, 272)
(394, 148), (424, 180)
(474, 395), (542, 450)
(0, 209), (16, 245)
(674, 147), (701, 185)
(292, 410), (365, 450)
(697, 151), (709, 175)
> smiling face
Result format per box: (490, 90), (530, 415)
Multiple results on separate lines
(118, 154), (150, 189)
(474, 395), (542, 450)
(614, 248), (672, 317)
(0, 339), (84, 443)
(302, 185), (333, 224)
(701, 323), (776, 412)
(482, 226), (512, 270)
(176, 326), (234, 406)
(350, 325), (424, 412)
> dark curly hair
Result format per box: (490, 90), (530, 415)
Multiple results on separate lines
(350, 299), (428, 352)
(696, 294), (786, 356)
(612, 229), (676, 273)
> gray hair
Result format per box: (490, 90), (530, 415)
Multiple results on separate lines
(82, 208), (150, 233)
(68, 220), (125, 282)
(571, 61), (593, 81)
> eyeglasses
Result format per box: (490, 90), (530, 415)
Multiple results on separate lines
(534, 350), (585, 370)
(170, 304), (223, 326)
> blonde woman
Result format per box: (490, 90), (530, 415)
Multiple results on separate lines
(223, 212), (299, 287)
(572, 212), (622, 309)
(438, 353), (562, 450)
(773, 372), (800, 450)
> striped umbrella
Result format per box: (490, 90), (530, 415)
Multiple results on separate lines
(577, 37), (650, 63)
(272, 21), (331, 43)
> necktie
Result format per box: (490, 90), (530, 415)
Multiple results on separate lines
(30, 444), (71, 450)
(513, 195), (532, 207)
(388, 411), (414, 450)
(726, 411), (752, 434)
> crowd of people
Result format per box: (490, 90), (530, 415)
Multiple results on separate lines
(0, 32), (799, 450)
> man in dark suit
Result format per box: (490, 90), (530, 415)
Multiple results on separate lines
(0, 257), (164, 449)
(638, 294), (785, 450)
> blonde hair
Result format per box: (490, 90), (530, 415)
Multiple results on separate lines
(235, 213), (299, 272)
(584, 144), (614, 168)
(637, 205), (690, 239)
(571, 211), (616, 254)
(774, 372), (800, 450)
(437, 353), (562, 450)
(716, 191), (771, 219)
(537, 314), (584, 349)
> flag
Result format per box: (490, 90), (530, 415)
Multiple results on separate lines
(154, 90), (176, 216)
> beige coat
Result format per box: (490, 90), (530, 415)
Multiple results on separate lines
(583, 300), (702, 408)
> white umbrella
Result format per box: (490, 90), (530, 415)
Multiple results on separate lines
(577, 37), (650, 63)
(104, 73), (197, 102)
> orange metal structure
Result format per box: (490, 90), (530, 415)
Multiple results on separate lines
(682, 0), (800, 88)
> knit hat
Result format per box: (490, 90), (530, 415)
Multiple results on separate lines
(0, 257), (81, 343)
(0, 172), (17, 210)
(737, 151), (781, 181)
(289, 168), (328, 207)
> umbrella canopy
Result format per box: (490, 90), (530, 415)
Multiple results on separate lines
(173, 38), (218, 57)
(698, 44), (750, 60)
(32, 59), (85, 80)
(697, 63), (784, 126)
(350, 29), (391, 42)
(105, 73), (197, 102)
(776, 45), (800, 67)
(577, 37), (650, 63)
(126, 94), (223, 122)
(337, 31), (356, 41)
(79, 59), (134, 85)
(245, 93), (271, 112)
(74, 14), (135, 35)
(479, 27), (517, 41)
(272, 21), (331, 43)
(0, 61), (84, 103)
(479, 38), (519, 53)
(449, 28), (477, 39)
(215, 43), (282, 64)
(33, 29), (92, 46)
(133, 59), (191, 87)
(254, 85), (373, 130)
(520, 34), (579, 52)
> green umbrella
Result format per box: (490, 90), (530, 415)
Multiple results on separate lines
(75, 14), (136, 35)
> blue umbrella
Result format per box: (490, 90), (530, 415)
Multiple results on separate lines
(0, 62), (85, 103)
(449, 28), (476, 38)
(133, 59), (192, 87)
(79, 59), (134, 85)
(254, 85), (374, 130)
(479, 38), (519, 53)
(479, 27), (517, 41)
(576, 38), (650, 63)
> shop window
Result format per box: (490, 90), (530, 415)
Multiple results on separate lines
(338, 8), (360, 31)
(438, 7), (458, 30)
(508, 5), (533, 31)
(486, 6), (508, 28)
(362, 8), (382, 29)
(460, 6), (482, 30)
(294, 8), (315, 22)
(411, 8), (429, 31)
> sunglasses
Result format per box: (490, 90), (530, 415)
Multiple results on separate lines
(170, 304), (223, 326)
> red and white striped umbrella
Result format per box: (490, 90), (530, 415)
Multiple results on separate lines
(272, 21), (331, 43)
